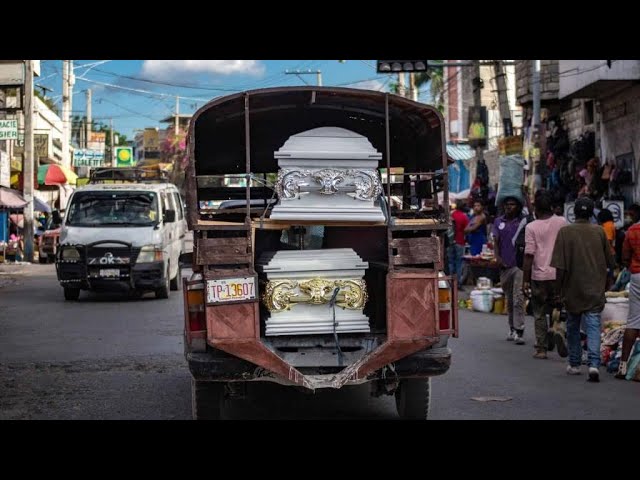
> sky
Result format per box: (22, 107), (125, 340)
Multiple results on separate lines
(35, 60), (434, 142)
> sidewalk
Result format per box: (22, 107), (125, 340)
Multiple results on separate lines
(0, 262), (51, 287)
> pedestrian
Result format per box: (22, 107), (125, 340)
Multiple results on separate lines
(465, 199), (487, 256)
(448, 200), (469, 286)
(492, 196), (526, 344)
(551, 196), (615, 382)
(597, 208), (616, 257)
(616, 203), (640, 379)
(522, 191), (567, 359)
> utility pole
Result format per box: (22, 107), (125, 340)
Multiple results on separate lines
(284, 70), (323, 86)
(532, 60), (541, 131)
(493, 60), (513, 137)
(86, 88), (92, 148)
(397, 72), (406, 98)
(408, 72), (418, 101)
(110, 118), (115, 167)
(530, 59), (542, 194)
(472, 60), (484, 163)
(23, 60), (35, 263)
(175, 96), (179, 135)
(62, 60), (71, 168)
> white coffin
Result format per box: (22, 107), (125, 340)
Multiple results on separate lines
(257, 248), (371, 336)
(270, 127), (385, 222)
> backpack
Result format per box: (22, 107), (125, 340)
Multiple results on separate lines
(514, 213), (535, 269)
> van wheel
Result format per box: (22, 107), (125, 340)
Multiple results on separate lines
(395, 378), (431, 420)
(191, 379), (224, 420)
(170, 266), (181, 291)
(63, 287), (81, 301)
(155, 264), (170, 299)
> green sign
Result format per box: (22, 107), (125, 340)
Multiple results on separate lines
(115, 147), (135, 167)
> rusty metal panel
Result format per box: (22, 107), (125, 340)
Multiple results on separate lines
(386, 271), (438, 340)
(196, 237), (251, 265)
(390, 236), (440, 266)
(206, 301), (259, 340)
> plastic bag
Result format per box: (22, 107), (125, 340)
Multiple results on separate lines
(495, 155), (525, 206)
(626, 341), (640, 381)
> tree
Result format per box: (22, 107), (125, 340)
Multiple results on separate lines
(34, 89), (59, 115)
(413, 60), (444, 112)
(161, 128), (188, 188)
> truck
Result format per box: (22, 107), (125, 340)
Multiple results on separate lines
(182, 86), (458, 420)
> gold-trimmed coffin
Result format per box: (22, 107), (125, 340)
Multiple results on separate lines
(263, 278), (368, 312)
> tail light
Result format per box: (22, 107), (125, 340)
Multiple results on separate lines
(438, 273), (459, 337)
(184, 273), (206, 351)
(187, 288), (206, 332)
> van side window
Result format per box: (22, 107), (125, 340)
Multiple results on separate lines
(173, 192), (184, 220)
(161, 192), (173, 217)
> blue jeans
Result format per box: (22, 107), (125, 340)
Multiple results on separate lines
(447, 244), (465, 283)
(567, 311), (601, 368)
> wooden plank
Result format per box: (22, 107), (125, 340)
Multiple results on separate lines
(196, 237), (251, 265)
(390, 236), (440, 265)
(197, 252), (252, 265)
(392, 218), (439, 225)
(199, 237), (250, 247)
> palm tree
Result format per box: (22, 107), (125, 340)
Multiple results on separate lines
(414, 60), (444, 112)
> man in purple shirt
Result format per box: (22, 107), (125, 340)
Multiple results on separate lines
(493, 196), (526, 344)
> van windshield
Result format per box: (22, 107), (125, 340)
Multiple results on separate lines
(66, 191), (158, 227)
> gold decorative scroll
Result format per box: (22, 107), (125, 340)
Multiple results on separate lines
(262, 278), (368, 312)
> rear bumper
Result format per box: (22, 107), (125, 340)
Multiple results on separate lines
(186, 346), (451, 386)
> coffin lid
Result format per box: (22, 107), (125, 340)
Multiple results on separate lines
(274, 127), (382, 160)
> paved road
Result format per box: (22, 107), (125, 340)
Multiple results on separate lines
(0, 264), (638, 420)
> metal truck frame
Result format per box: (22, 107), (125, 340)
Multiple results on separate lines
(182, 87), (458, 420)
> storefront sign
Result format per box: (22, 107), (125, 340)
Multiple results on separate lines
(0, 150), (10, 187)
(603, 200), (624, 229)
(564, 202), (575, 224)
(498, 136), (523, 156)
(0, 119), (18, 140)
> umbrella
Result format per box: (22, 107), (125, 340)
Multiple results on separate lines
(0, 187), (27, 209)
(10, 214), (23, 229)
(38, 164), (78, 186)
(34, 197), (52, 213)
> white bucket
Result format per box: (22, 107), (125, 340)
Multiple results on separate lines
(470, 289), (494, 313)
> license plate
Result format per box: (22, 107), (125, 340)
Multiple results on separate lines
(206, 277), (256, 304)
(99, 268), (120, 278)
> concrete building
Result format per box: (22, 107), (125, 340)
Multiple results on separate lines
(134, 127), (165, 166)
(444, 61), (522, 192)
(559, 60), (640, 203)
(445, 61), (521, 149)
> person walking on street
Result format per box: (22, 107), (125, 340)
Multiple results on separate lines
(551, 196), (615, 382)
(493, 196), (526, 344)
(449, 200), (469, 285)
(617, 203), (640, 379)
(522, 191), (567, 359)
(465, 199), (487, 256)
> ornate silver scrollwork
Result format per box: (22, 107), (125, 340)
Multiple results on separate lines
(276, 169), (311, 199)
(275, 168), (382, 201)
(312, 169), (346, 195)
(348, 170), (383, 200)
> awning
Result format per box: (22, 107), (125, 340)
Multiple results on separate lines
(446, 143), (475, 161)
(0, 187), (27, 209)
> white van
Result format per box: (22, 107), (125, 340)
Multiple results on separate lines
(55, 171), (188, 301)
